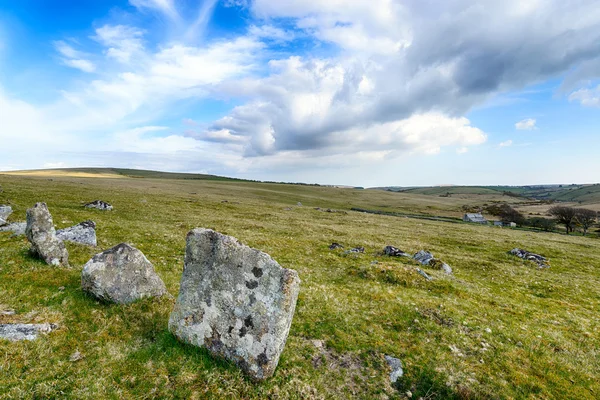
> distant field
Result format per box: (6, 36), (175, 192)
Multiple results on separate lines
(1, 170), (599, 399)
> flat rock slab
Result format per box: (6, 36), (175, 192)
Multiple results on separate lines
(0, 205), (12, 226)
(0, 323), (57, 341)
(384, 355), (404, 383)
(169, 228), (301, 381)
(510, 248), (550, 268)
(0, 222), (26, 236)
(384, 246), (410, 257)
(57, 220), (97, 246)
(82, 243), (166, 304)
(84, 200), (113, 211)
(26, 203), (69, 266)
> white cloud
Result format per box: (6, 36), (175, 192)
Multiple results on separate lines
(569, 85), (600, 107)
(93, 25), (145, 63)
(499, 140), (513, 147)
(515, 118), (537, 130)
(129, 0), (180, 21)
(54, 41), (96, 72)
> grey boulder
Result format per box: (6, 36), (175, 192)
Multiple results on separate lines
(84, 200), (113, 211)
(384, 355), (404, 383)
(0, 222), (26, 236)
(26, 203), (69, 266)
(384, 246), (410, 257)
(57, 220), (97, 246)
(81, 243), (167, 304)
(0, 323), (57, 341)
(413, 250), (452, 274)
(0, 205), (12, 226)
(510, 248), (550, 268)
(169, 228), (301, 381)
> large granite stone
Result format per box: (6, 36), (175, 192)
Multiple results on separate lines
(81, 243), (167, 304)
(25, 203), (69, 266)
(169, 228), (301, 381)
(0, 205), (12, 226)
(56, 220), (97, 246)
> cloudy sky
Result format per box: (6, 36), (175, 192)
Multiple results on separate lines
(1, 0), (599, 186)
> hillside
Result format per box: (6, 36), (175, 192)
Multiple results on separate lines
(0, 172), (599, 399)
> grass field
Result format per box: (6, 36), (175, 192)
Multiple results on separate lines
(1, 171), (599, 399)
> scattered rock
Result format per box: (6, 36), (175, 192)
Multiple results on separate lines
(297, 202), (302, 206)
(485, 328), (492, 334)
(70, 351), (84, 362)
(0, 205), (12, 226)
(344, 247), (365, 254)
(510, 248), (550, 268)
(81, 243), (167, 304)
(26, 203), (69, 266)
(0, 323), (57, 341)
(283, 207), (293, 211)
(0, 309), (16, 316)
(169, 228), (301, 381)
(384, 355), (404, 383)
(0, 222), (26, 236)
(384, 246), (410, 257)
(329, 243), (344, 250)
(416, 268), (432, 281)
(84, 200), (113, 211)
(56, 220), (97, 246)
(58, 286), (65, 291)
(413, 250), (452, 274)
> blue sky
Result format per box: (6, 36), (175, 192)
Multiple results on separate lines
(1, 0), (599, 186)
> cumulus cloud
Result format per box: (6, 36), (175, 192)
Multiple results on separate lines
(569, 84), (600, 107)
(515, 118), (537, 130)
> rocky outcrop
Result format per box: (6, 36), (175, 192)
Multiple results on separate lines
(0, 222), (26, 236)
(25, 203), (69, 266)
(84, 200), (113, 211)
(384, 246), (410, 257)
(413, 250), (452, 274)
(169, 228), (301, 381)
(329, 243), (344, 250)
(510, 248), (550, 268)
(81, 243), (167, 304)
(0, 323), (57, 341)
(56, 220), (97, 246)
(0, 205), (12, 226)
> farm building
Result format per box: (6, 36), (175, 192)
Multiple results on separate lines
(463, 213), (488, 224)
(494, 221), (517, 227)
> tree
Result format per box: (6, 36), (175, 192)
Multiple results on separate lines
(548, 206), (577, 234)
(527, 217), (556, 232)
(498, 204), (526, 226)
(574, 208), (597, 236)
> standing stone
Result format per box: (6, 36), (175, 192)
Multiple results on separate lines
(57, 220), (97, 246)
(84, 200), (113, 211)
(81, 243), (166, 304)
(26, 203), (69, 266)
(169, 228), (301, 381)
(0, 205), (12, 226)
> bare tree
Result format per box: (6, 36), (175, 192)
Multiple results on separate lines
(548, 206), (577, 234)
(575, 208), (597, 236)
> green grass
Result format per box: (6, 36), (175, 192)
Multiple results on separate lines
(1, 172), (599, 399)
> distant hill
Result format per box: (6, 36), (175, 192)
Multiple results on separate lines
(1, 167), (246, 182)
(373, 184), (600, 205)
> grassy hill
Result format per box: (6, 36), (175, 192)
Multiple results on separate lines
(1, 171), (599, 399)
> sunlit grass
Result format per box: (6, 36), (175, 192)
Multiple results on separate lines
(0, 173), (599, 399)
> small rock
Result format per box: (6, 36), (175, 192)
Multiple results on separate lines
(58, 286), (65, 291)
(0, 222), (27, 236)
(0, 309), (16, 316)
(344, 247), (365, 254)
(329, 243), (344, 250)
(56, 220), (97, 246)
(70, 351), (83, 362)
(384, 246), (410, 257)
(416, 268), (432, 281)
(414, 251), (452, 274)
(406, 391), (413, 398)
(509, 248), (550, 268)
(283, 207), (293, 211)
(485, 328), (492, 333)
(0, 205), (12, 226)
(384, 355), (404, 383)
(81, 243), (166, 304)
(26, 203), (69, 266)
(0, 323), (57, 341)
(297, 202), (302, 206)
(413, 250), (435, 265)
(169, 228), (300, 381)
(84, 200), (113, 211)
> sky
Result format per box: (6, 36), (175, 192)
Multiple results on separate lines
(0, 0), (599, 187)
